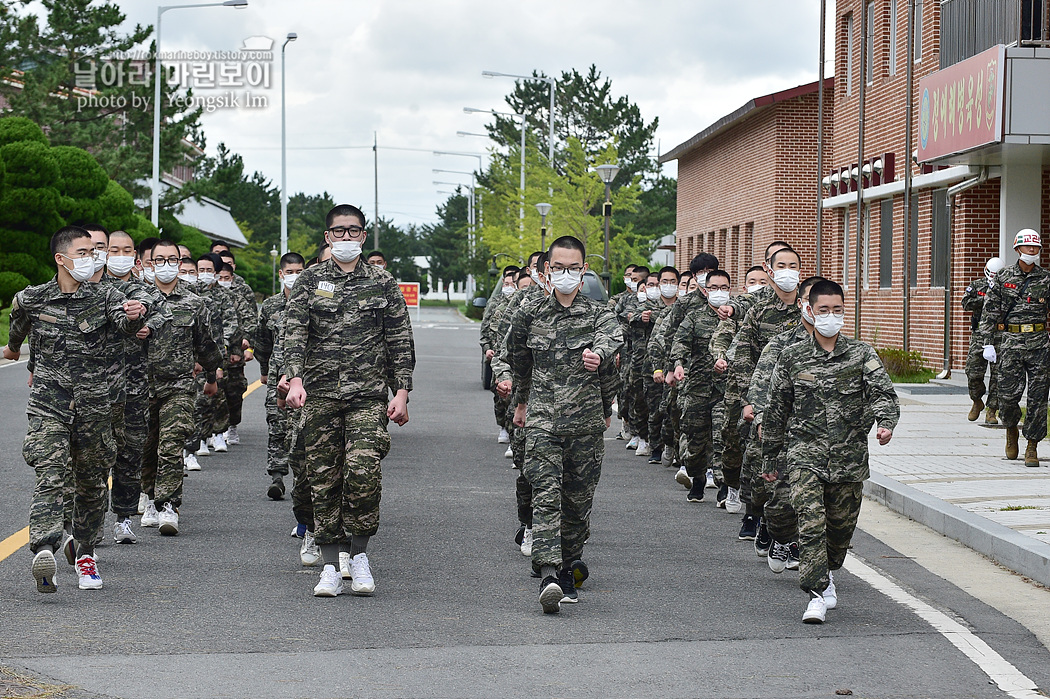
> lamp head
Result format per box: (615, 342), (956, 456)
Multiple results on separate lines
(223, 0), (248, 8)
(286, 32), (298, 41)
(535, 202), (552, 216)
(595, 164), (620, 184)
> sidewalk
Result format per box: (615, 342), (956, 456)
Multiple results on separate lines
(867, 373), (1050, 587)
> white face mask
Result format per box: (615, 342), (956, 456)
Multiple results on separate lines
(330, 240), (363, 263)
(106, 255), (135, 277)
(660, 283), (678, 299)
(530, 269), (541, 285)
(678, 289), (687, 298)
(501, 285), (516, 297)
(61, 254), (96, 283)
(198, 271), (216, 286)
(1019, 252), (1040, 265)
(625, 278), (638, 292)
(814, 312), (844, 338)
(707, 289), (730, 308)
(645, 286), (661, 301)
(93, 250), (108, 273)
(636, 290), (647, 302)
(771, 268), (800, 292)
(747, 283), (765, 294)
(154, 262), (180, 284)
(178, 273), (197, 285)
(282, 273), (300, 291)
(218, 279), (233, 289)
(550, 269), (583, 295)
(143, 266), (156, 284)
(801, 301), (815, 325)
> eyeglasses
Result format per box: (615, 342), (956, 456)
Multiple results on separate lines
(706, 284), (731, 292)
(549, 265), (583, 273)
(154, 256), (181, 265)
(327, 225), (367, 240)
(813, 309), (846, 318)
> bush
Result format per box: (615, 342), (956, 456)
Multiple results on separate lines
(0, 116), (48, 148)
(0, 252), (42, 281)
(0, 271), (30, 308)
(875, 347), (926, 375)
(0, 186), (63, 232)
(52, 145), (109, 199)
(0, 141), (58, 189)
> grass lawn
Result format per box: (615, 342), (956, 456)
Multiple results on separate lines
(889, 368), (935, 384)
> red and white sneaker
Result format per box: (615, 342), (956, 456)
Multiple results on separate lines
(76, 554), (102, 590)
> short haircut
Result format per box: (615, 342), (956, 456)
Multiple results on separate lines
(769, 247), (801, 266)
(367, 250), (386, 262)
(180, 257), (195, 265)
(765, 240), (791, 260)
(110, 230), (134, 243)
(280, 252), (305, 268)
(325, 204), (366, 229)
(680, 271), (693, 281)
(745, 265), (765, 276)
(516, 269), (531, 283)
(198, 252), (224, 270)
(647, 272), (660, 281)
(81, 223), (109, 239)
(624, 264), (636, 273)
(633, 265), (651, 277)
(150, 239), (179, 257)
(210, 240), (230, 252)
(218, 262), (235, 275)
(799, 275), (825, 299)
(548, 235), (586, 260)
(536, 251), (548, 270)
(707, 269), (731, 286)
(808, 279), (845, 306)
(502, 265), (520, 278)
(527, 251), (542, 267)
(689, 253), (719, 275)
(50, 225), (91, 256)
(306, 257), (320, 268)
(137, 236), (160, 258)
(219, 250), (235, 262)
(658, 265), (680, 282)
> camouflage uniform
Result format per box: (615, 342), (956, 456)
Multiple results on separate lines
(225, 276), (258, 430)
(143, 280), (222, 510)
(613, 290), (640, 434)
(961, 277), (998, 411)
(763, 333), (899, 594)
(283, 259), (415, 546)
(481, 291), (515, 433)
(979, 262), (1050, 442)
(709, 314), (744, 489)
(645, 302), (678, 457)
(669, 300), (724, 483)
(255, 291), (291, 480)
(507, 293), (623, 570)
(188, 283), (238, 450)
(8, 278), (145, 554)
(652, 292), (708, 462)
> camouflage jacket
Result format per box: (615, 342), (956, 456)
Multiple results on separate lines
(626, 296), (665, 373)
(762, 333), (899, 483)
(283, 259), (415, 401)
(507, 292), (623, 435)
(99, 274), (169, 404)
(732, 292), (800, 396)
(961, 277), (990, 334)
(147, 280), (222, 391)
(645, 301), (678, 375)
(481, 291), (516, 354)
(491, 285), (546, 383)
(726, 283), (773, 319)
(710, 313), (748, 402)
(195, 283), (241, 360)
(254, 291), (289, 380)
(8, 277), (146, 423)
(979, 263), (1050, 350)
(747, 322), (810, 423)
(614, 291), (642, 363)
(232, 275), (259, 339)
(669, 300), (724, 401)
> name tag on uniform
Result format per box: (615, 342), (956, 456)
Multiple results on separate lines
(38, 314), (58, 324)
(315, 281), (336, 298)
(864, 359), (881, 372)
(79, 320), (91, 332)
(797, 372), (816, 382)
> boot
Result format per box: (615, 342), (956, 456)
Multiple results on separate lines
(1025, 440), (1040, 468)
(984, 408), (998, 425)
(967, 397), (984, 421)
(1006, 426), (1019, 460)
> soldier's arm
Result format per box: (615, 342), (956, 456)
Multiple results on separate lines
(733, 308), (761, 382)
(507, 306), (533, 405)
(282, 280), (310, 381)
(862, 347), (900, 432)
(960, 283), (983, 313)
(381, 276), (416, 393)
(6, 293), (30, 352)
(592, 305), (624, 362)
(104, 286), (147, 336)
(669, 311), (695, 369)
(598, 354), (621, 419)
(709, 317), (737, 360)
(760, 359), (793, 466)
(193, 308), (222, 381)
(253, 306), (275, 377)
(977, 282), (1003, 346)
(647, 312), (670, 373)
(748, 338), (783, 421)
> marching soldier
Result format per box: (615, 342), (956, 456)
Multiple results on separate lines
(962, 257), (1004, 424)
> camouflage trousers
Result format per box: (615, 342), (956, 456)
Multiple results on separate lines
(644, 375), (666, 453)
(188, 373), (226, 450)
(492, 389), (510, 431)
(143, 385), (195, 509)
(763, 458), (798, 544)
(286, 404), (314, 529)
(791, 468), (863, 594)
(523, 429), (603, 568)
(713, 397), (744, 489)
(666, 385), (681, 462)
(679, 393), (718, 480)
(504, 403), (532, 526)
(997, 346), (1050, 441)
(745, 432), (772, 515)
(627, 370), (650, 440)
(109, 390), (149, 518)
(965, 338), (998, 409)
(224, 364), (248, 427)
(265, 385), (290, 478)
(24, 415), (114, 554)
(304, 397), (390, 546)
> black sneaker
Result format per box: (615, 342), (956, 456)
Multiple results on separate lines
(738, 514), (758, 540)
(787, 542), (800, 570)
(514, 524), (526, 547)
(648, 448), (662, 465)
(716, 484), (729, 509)
(558, 569), (579, 604)
(569, 559), (589, 588)
(267, 478), (285, 501)
(687, 484), (705, 503)
(754, 520), (771, 557)
(539, 576), (562, 613)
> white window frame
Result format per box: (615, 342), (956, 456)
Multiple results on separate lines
(889, 0), (898, 76)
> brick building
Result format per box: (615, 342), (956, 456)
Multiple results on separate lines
(665, 0), (1050, 370)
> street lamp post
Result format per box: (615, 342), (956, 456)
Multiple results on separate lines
(535, 202), (551, 252)
(434, 150), (484, 297)
(270, 245), (278, 294)
(280, 31), (297, 256)
(482, 70), (555, 168)
(595, 163), (619, 294)
(465, 107), (526, 233)
(150, 0), (248, 227)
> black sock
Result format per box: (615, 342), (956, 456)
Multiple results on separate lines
(540, 565), (557, 580)
(350, 535), (369, 557)
(75, 543), (94, 558)
(320, 544), (340, 567)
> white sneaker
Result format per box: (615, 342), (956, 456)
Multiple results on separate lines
(768, 540), (790, 573)
(75, 554), (102, 590)
(675, 466), (692, 490)
(157, 503), (179, 536)
(313, 564), (343, 597)
(113, 519), (137, 544)
(504, 446), (513, 459)
(705, 469), (716, 489)
(140, 500), (159, 527)
(498, 428), (510, 444)
(725, 487), (742, 514)
(636, 439), (650, 457)
(339, 551), (352, 579)
(626, 436), (638, 450)
(196, 440), (210, 457)
(823, 571), (837, 610)
(803, 591), (827, 624)
(520, 528), (533, 556)
(349, 553), (376, 595)
(184, 452), (201, 471)
(212, 432), (228, 453)
(137, 492), (148, 514)
(618, 425), (632, 441)
(32, 549), (57, 593)
(299, 531), (320, 567)
(227, 425), (240, 445)
(660, 449), (673, 468)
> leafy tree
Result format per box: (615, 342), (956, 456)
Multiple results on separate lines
(362, 216), (426, 292)
(422, 191), (477, 302)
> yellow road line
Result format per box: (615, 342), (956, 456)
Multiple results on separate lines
(0, 527), (29, 564)
(244, 379), (262, 398)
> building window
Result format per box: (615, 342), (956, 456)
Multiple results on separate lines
(930, 189), (949, 287)
(880, 199), (894, 288)
(914, 0), (923, 62)
(730, 225), (740, 279)
(862, 204), (871, 289)
(845, 13), (854, 95)
(866, 1), (875, 85)
(889, 0), (898, 76)
(844, 208), (851, 288)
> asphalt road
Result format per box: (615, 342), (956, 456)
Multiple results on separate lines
(0, 306), (1047, 698)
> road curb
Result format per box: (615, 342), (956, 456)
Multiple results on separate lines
(864, 471), (1050, 588)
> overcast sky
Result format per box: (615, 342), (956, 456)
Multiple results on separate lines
(113, 1), (834, 229)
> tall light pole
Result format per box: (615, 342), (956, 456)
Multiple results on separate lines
(434, 150), (485, 298)
(150, 0), (248, 227)
(595, 163), (619, 294)
(465, 107), (526, 233)
(280, 31), (296, 256)
(535, 202), (551, 252)
(482, 70), (555, 168)
(270, 244), (278, 294)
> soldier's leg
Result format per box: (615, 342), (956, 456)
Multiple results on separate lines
(265, 388), (290, 480)
(305, 398), (347, 563)
(153, 389), (195, 510)
(764, 471), (798, 545)
(70, 419), (116, 553)
(668, 386), (682, 462)
(825, 481), (864, 573)
(719, 400), (744, 489)
(561, 432), (603, 566)
(1021, 348), (1049, 443)
(681, 397), (713, 498)
(212, 378), (230, 436)
(112, 392), (148, 520)
(142, 393), (161, 499)
(748, 436), (773, 516)
(24, 416), (71, 554)
(523, 429), (565, 570)
(791, 468), (831, 594)
(628, 374), (649, 441)
(987, 350), (999, 412)
(507, 405), (532, 526)
(964, 340), (988, 404)
(645, 378), (664, 456)
(710, 398), (727, 486)
(188, 377), (211, 452)
(225, 365), (247, 428)
(288, 409), (313, 529)
(996, 349), (1024, 429)
(340, 401), (390, 542)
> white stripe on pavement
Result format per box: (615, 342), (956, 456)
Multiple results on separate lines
(843, 553), (1042, 698)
